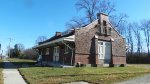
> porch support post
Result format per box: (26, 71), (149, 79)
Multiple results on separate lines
(62, 41), (74, 65)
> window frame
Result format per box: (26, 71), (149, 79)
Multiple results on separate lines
(45, 48), (49, 55)
(64, 46), (69, 54)
(108, 27), (111, 35)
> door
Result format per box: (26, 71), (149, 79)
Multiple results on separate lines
(105, 42), (111, 60)
(98, 41), (111, 63)
(53, 46), (60, 62)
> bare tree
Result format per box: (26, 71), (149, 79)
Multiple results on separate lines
(126, 23), (134, 56)
(35, 36), (47, 44)
(66, 17), (86, 29)
(16, 43), (25, 51)
(141, 20), (150, 55)
(131, 22), (143, 56)
(98, 0), (116, 15)
(110, 13), (128, 35)
(66, 0), (127, 35)
(75, 0), (116, 23)
(76, 0), (99, 23)
(67, 0), (115, 28)
(23, 48), (38, 60)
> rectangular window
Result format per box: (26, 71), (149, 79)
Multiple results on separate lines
(100, 20), (107, 35)
(100, 25), (105, 35)
(103, 20), (107, 26)
(108, 27), (111, 35)
(103, 20), (107, 34)
(64, 46), (69, 54)
(45, 48), (49, 55)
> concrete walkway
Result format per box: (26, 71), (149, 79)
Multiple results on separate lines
(65, 81), (89, 84)
(116, 65), (150, 84)
(3, 60), (26, 84)
(116, 74), (150, 84)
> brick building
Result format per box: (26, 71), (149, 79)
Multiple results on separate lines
(34, 13), (126, 67)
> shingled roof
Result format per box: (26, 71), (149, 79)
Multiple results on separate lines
(39, 29), (75, 45)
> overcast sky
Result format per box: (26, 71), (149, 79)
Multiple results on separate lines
(0, 0), (150, 54)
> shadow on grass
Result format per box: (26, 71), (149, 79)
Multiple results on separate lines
(0, 62), (3, 68)
(1, 61), (37, 69)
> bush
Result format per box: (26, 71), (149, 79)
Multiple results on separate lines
(18, 54), (27, 59)
(127, 55), (150, 64)
(23, 48), (38, 60)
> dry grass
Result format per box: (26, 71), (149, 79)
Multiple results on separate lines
(8, 58), (150, 84)
(19, 66), (150, 84)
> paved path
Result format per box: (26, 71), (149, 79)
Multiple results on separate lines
(116, 74), (150, 84)
(3, 60), (26, 84)
(65, 81), (89, 84)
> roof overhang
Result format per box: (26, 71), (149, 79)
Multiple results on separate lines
(33, 35), (75, 48)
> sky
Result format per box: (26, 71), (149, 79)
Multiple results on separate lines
(0, 0), (150, 55)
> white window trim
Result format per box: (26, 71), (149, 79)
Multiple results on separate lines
(54, 46), (59, 56)
(98, 41), (105, 59)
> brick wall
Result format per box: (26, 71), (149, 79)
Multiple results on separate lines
(39, 43), (75, 65)
(75, 20), (98, 64)
(112, 56), (126, 64)
(74, 13), (126, 65)
(59, 43), (75, 65)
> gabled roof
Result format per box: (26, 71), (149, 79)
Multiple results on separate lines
(34, 13), (124, 48)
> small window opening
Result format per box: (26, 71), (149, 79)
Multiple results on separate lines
(103, 20), (107, 34)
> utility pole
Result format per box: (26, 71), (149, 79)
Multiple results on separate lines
(0, 44), (1, 59)
(8, 38), (13, 58)
(0, 43), (1, 51)
(1, 50), (3, 59)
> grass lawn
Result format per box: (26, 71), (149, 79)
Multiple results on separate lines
(8, 58), (36, 67)
(8, 58), (150, 84)
(0, 59), (3, 84)
(19, 66), (150, 84)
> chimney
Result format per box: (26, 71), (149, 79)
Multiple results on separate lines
(55, 32), (61, 36)
(97, 13), (109, 24)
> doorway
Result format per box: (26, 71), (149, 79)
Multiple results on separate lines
(53, 46), (60, 62)
(98, 41), (111, 64)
